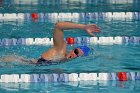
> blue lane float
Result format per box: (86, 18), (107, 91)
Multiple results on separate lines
(0, 37), (139, 46)
(0, 72), (140, 82)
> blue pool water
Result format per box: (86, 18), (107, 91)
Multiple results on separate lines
(0, 0), (140, 92)
(0, 81), (140, 93)
(0, 19), (140, 38)
(0, 44), (140, 74)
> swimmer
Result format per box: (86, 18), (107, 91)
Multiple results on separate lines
(0, 22), (100, 65)
(36, 22), (100, 64)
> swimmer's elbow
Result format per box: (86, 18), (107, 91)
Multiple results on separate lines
(55, 22), (65, 29)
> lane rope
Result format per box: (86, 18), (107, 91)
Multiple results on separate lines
(0, 12), (140, 22)
(0, 72), (139, 82)
(0, 36), (139, 46)
(3, 0), (137, 5)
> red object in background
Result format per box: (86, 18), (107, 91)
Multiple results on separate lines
(31, 13), (39, 21)
(117, 72), (127, 81)
(67, 37), (75, 44)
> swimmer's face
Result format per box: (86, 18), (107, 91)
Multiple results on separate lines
(67, 48), (84, 59)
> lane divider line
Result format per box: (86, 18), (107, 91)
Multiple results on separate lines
(0, 12), (139, 22)
(0, 72), (139, 82)
(0, 36), (139, 46)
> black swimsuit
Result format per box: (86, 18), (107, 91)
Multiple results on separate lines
(37, 58), (61, 65)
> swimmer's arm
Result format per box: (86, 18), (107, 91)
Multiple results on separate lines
(53, 22), (100, 48)
(55, 22), (87, 30)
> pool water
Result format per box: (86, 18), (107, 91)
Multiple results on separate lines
(0, 0), (140, 93)
(0, 44), (140, 74)
(0, 81), (140, 93)
(0, 19), (140, 38)
(1, 0), (140, 13)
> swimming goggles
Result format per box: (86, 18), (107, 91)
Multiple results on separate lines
(74, 48), (79, 57)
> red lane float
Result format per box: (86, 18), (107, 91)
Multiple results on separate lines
(67, 37), (75, 44)
(31, 13), (39, 21)
(117, 72), (127, 81)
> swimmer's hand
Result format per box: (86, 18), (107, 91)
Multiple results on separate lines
(85, 24), (100, 37)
